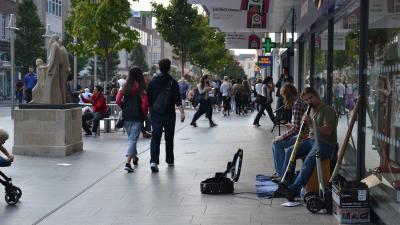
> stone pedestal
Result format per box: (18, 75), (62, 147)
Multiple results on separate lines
(13, 107), (83, 157)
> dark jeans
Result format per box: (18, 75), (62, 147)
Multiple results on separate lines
(16, 91), (23, 104)
(222, 96), (231, 113)
(234, 94), (242, 115)
(191, 99), (213, 123)
(150, 113), (176, 165)
(25, 89), (33, 103)
(82, 111), (104, 134)
(253, 102), (275, 124)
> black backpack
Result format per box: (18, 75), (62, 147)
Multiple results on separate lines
(121, 94), (144, 122)
(152, 80), (173, 114)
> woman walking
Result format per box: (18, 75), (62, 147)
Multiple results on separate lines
(116, 67), (149, 172)
(190, 74), (217, 127)
(253, 76), (275, 126)
(220, 76), (232, 116)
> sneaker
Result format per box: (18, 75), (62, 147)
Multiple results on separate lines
(133, 157), (139, 167)
(150, 162), (159, 173)
(190, 122), (197, 127)
(124, 163), (134, 173)
(167, 163), (174, 167)
(277, 184), (296, 202)
(210, 122), (218, 127)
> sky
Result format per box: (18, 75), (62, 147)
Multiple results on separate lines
(130, 0), (170, 11)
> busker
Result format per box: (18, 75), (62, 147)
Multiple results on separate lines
(271, 84), (308, 180)
(276, 87), (337, 201)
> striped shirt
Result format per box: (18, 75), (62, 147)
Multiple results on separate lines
(281, 99), (309, 140)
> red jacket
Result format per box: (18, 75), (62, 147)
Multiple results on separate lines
(116, 81), (149, 116)
(91, 93), (107, 115)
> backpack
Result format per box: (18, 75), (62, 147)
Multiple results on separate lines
(121, 94), (145, 122)
(152, 80), (173, 114)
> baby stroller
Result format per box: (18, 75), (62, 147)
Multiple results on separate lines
(0, 167), (22, 205)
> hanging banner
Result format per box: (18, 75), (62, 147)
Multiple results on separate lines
(209, 7), (267, 30)
(225, 33), (264, 49)
(188, 0), (270, 12)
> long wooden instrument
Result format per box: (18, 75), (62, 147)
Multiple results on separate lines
(329, 97), (362, 182)
(280, 104), (312, 186)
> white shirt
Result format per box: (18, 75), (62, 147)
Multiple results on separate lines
(255, 83), (262, 95)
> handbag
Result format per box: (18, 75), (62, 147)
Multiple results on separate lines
(115, 111), (124, 129)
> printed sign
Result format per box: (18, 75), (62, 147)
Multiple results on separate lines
(188, 0), (270, 12)
(210, 7), (267, 30)
(258, 56), (273, 67)
(225, 33), (264, 49)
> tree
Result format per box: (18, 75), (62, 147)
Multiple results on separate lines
(88, 51), (120, 82)
(15, 0), (46, 74)
(189, 16), (227, 73)
(130, 44), (148, 72)
(66, 0), (139, 84)
(63, 32), (88, 74)
(152, 0), (203, 77)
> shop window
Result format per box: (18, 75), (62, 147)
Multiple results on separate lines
(333, 4), (360, 180)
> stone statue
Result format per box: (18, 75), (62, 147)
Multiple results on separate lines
(58, 39), (70, 104)
(30, 58), (48, 103)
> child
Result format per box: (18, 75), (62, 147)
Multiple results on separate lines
(0, 129), (14, 167)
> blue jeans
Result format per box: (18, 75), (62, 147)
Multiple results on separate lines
(281, 139), (333, 194)
(124, 121), (143, 157)
(150, 113), (176, 165)
(0, 156), (11, 167)
(272, 136), (297, 177)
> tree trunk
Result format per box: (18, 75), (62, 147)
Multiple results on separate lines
(181, 54), (185, 79)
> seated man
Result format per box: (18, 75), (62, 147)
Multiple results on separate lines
(0, 129), (14, 167)
(272, 84), (308, 179)
(278, 87), (337, 201)
(82, 85), (107, 136)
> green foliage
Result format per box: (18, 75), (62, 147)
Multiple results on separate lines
(130, 44), (149, 72)
(63, 32), (88, 74)
(66, 0), (139, 83)
(152, 0), (203, 75)
(15, 0), (46, 73)
(189, 16), (227, 73)
(88, 51), (120, 82)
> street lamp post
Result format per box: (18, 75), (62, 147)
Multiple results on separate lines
(73, 37), (78, 90)
(6, 14), (19, 119)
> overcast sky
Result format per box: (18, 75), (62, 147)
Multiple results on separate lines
(130, 0), (170, 11)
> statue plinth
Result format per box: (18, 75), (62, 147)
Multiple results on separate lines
(13, 106), (83, 157)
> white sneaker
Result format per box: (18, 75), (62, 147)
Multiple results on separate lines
(150, 162), (159, 173)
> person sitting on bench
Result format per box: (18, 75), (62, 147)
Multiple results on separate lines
(271, 84), (308, 180)
(82, 85), (107, 136)
(278, 87), (337, 201)
(0, 129), (14, 167)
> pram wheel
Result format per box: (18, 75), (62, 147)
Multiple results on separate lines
(303, 192), (318, 204)
(12, 186), (22, 200)
(306, 196), (322, 213)
(5, 193), (18, 205)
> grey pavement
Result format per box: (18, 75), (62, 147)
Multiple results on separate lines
(0, 106), (341, 225)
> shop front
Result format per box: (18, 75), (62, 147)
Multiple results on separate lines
(296, 0), (400, 223)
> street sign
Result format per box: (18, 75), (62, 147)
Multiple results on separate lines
(258, 56), (272, 67)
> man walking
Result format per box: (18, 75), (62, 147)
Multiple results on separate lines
(147, 58), (185, 173)
(24, 66), (37, 103)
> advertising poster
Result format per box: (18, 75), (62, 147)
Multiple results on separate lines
(210, 7), (267, 30)
(188, 0), (270, 12)
(258, 56), (273, 67)
(225, 33), (264, 49)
